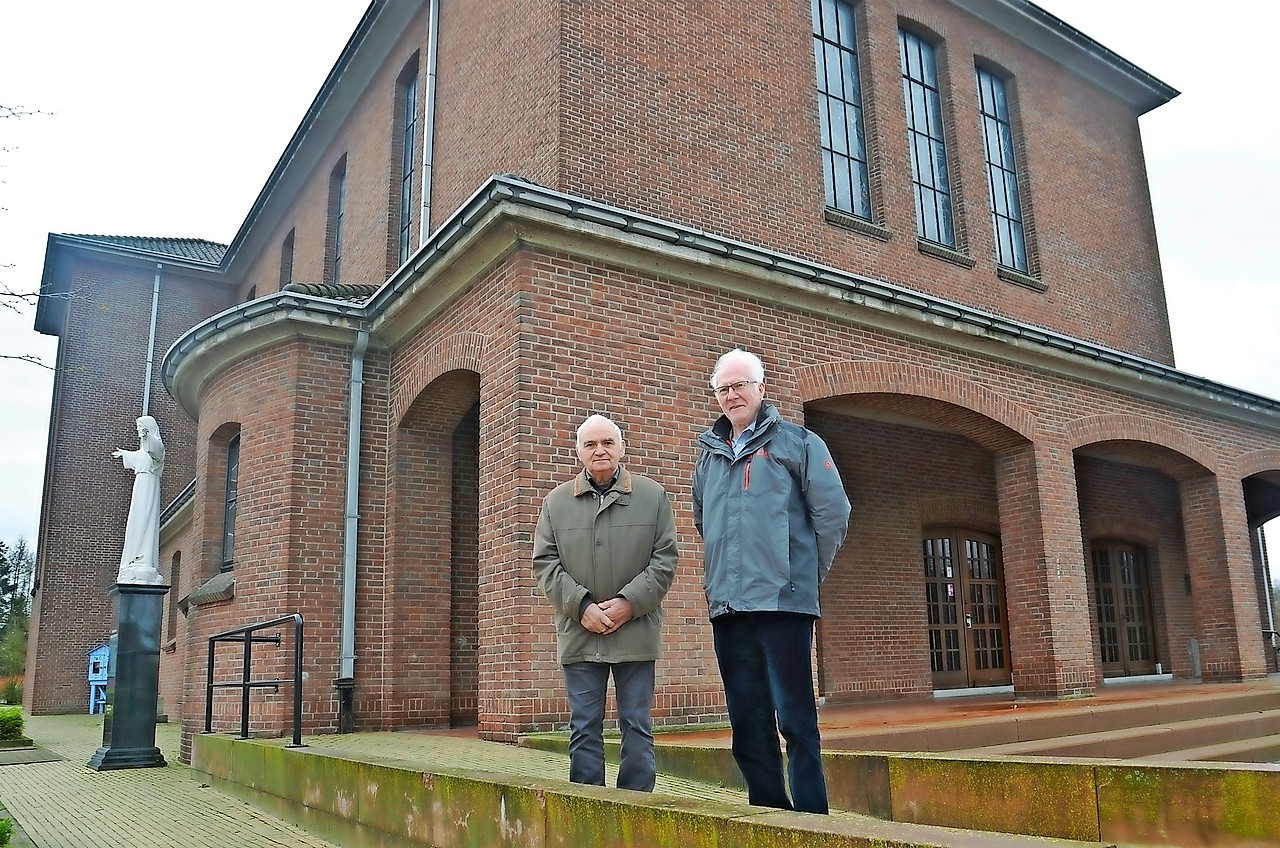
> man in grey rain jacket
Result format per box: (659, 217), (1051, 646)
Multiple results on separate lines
(533, 414), (678, 791)
(692, 349), (850, 814)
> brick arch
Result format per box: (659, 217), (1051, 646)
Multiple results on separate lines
(1236, 449), (1280, 480)
(1082, 516), (1162, 550)
(919, 495), (1000, 533)
(1062, 414), (1217, 478)
(794, 360), (1038, 443)
(392, 332), (489, 427)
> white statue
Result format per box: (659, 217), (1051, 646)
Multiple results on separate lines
(112, 416), (166, 585)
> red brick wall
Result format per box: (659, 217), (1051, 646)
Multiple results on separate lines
(27, 255), (232, 715)
(177, 340), (364, 750)
(227, 1), (1174, 358)
(158, 520), (195, 718)
(164, 242), (1278, 746)
(551, 0), (1173, 362)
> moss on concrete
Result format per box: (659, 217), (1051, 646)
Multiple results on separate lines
(888, 755), (1099, 842)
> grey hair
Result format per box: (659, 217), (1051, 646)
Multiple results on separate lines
(576, 414), (623, 447)
(710, 348), (766, 389)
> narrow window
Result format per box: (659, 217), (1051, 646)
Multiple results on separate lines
(221, 435), (240, 570)
(327, 157), (348, 285)
(167, 551), (181, 639)
(813, 0), (871, 219)
(976, 68), (1028, 272)
(899, 30), (954, 247)
(279, 228), (295, 287)
(397, 60), (420, 265)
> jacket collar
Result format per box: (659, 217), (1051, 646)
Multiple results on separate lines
(573, 465), (633, 497)
(709, 401), (778, 443)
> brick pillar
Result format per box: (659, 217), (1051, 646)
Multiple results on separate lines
(995, 441), (1097, 697)
(1180, 474), (1268, 682)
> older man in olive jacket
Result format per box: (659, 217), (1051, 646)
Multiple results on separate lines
(533, 414), (678, 791)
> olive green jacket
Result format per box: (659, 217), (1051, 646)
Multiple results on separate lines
(533, 466), (679, 665)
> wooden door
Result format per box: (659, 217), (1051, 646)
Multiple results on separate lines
(923, 530), (1012, 689)
(1091, 542), (1157, 677)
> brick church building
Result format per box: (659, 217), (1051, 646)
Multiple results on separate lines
(29, 0), (1280, 759)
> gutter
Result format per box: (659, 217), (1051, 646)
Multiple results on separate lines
(142, 264), (162, 415)
(418, 0), (440, 245)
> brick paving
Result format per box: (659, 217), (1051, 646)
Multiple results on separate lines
(0, 715), (341, 848)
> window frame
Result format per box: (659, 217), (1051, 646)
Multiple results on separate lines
(221, 434), (240, 571)
(327, 157), (348, 286)
(813, 0), (872, 220)
(976, 66), (1029, 273)
(899, 28), (956, 248)
(396, 58), (420, 267)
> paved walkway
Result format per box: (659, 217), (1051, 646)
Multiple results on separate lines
(4, 680), (1262, 847)
(0, 715), (342, 848)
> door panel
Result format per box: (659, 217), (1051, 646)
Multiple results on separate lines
(1091, 542), (1157, 677)
(924, 530), (1011, 689)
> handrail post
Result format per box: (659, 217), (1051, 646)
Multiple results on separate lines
(292, 615), (304, 747)
(241, 630), (253, 739)
(204, 637), (216, 733)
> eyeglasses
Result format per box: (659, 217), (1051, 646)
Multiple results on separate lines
(712, 380), (759, 398)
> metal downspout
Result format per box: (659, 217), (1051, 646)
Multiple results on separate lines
(336, 329), (368, 732)
(417, 0), (440, 246)
(141, 263), (162, 415)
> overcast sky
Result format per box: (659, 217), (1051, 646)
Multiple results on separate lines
(1, 1), (1277, 550)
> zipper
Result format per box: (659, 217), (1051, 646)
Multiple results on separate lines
(743, 454), (751, 491)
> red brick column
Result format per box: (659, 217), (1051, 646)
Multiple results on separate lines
(995, 440), (1097, 697)
(1179, 473), (1269, 682)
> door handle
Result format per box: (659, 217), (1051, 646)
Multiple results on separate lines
(965, 612), (973, 629)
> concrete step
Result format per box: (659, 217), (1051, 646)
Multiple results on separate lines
(1131, 731), (1280, 764)
(821, 687), (1280, 754)
(947, 708), (1280, 759)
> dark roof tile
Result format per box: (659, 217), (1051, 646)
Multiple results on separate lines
(281, 282), (379, 303)
(68, 234), (227, 264)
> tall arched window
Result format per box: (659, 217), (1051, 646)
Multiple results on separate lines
(221, 435), (240, 570)
(395, 56), (421, 266)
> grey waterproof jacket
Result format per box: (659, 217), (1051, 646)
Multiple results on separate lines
(692, 403), (850, 619)
(533, 466), (679, 665)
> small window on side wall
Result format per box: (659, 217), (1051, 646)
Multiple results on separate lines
(167, 551), (181, 639)
(221, 435), (240, 570)
(327, 157), (348, 285)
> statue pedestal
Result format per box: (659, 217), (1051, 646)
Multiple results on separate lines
(90, 583), (169, 770)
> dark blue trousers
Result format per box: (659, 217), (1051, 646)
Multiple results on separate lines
(562, 660), (656, 791)
(711, 611), (828, 813)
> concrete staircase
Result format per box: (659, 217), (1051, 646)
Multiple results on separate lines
(820, 685), (1280, 764)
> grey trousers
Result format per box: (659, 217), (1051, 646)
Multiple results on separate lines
(562, 660), (656, 791)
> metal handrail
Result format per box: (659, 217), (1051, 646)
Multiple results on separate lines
(204, 613), (305, 747)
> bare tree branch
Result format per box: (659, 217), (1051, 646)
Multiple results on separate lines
(0, 354), (53, 370)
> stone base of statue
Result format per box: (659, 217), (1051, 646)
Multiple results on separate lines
(89, 583), (169, 770)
